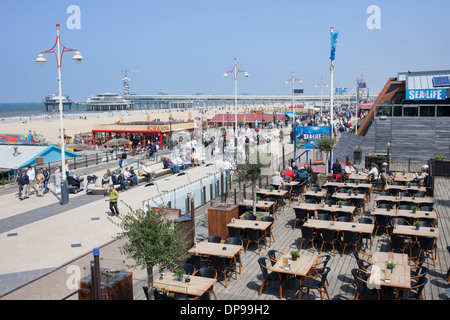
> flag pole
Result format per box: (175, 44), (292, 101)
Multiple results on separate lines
(330, 27), (335, 174)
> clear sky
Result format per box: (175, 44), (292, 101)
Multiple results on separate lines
(1, 0), (449, 103)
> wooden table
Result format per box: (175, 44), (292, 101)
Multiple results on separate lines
(324, 181), (372, 189)
(370, 208), (438, 221)
(394, 172), (415, 183)
(303, 219), (374, 234)
(239, 199), (275, 212)
(227, 219), (272, 232)
(284, 181), (300, 186)
(373, 195), (434, 206)
(188, 241), (243, 259)
(392, 225), (439, 238)
(257, 189), (288, 197)
(348, 173), (370, 180)
(331, 192), (366, 201)
(368, 252), (411, 290)
(153, 272), (216, 297)
(269, 253), (317, 277)
(385, 185), (426, 193)
(303, 190), (327, 199)
(295, 203), (355, 214)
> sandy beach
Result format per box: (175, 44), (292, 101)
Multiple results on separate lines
(0, 105), (274, 145)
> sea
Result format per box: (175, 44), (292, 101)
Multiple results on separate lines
(0, 102), (163, 122)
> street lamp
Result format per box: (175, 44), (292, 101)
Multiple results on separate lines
(315, 77), (328, 120)
(35, 23), (83, 205)
(223, 58), (248, 151)
(285, 71), (302, 123)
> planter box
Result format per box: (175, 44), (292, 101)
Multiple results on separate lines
(353, 151), (362, 164)
(432, 160), (450, 177)
(365, 155), (387, 169)
(207, 204), (239, 239)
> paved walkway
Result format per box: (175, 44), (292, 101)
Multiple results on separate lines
(0, 136), (296, 299)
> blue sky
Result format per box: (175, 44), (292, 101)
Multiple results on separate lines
(1, 0), (449, 102)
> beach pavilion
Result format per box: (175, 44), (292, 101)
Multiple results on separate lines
(91, 120), (196, 148)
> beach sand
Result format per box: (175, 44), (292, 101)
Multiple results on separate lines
(0, 108), (224, 145)
(0, 105), (275, 145)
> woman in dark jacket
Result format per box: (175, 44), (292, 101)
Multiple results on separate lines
(332, 158), (343, 181)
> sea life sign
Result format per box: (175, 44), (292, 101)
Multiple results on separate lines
(294, 126), (332, 149)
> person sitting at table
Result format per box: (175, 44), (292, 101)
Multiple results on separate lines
(380, 167), (393, 187)
(413, 165), (429, 186)
(367, 162), (379, 182)
(271, 171), (284, 188)
(296, 166), (310, 185)
(381, 162), (395, 179)
(344, 160), (356, 178)
(332, 158), (343, 181)
(285, 166), (295, 180)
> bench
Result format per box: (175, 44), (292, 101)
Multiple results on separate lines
(138, 163), (172, 182)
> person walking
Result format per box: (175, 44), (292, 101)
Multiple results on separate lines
(108, 185), (120, 216)
(121, 151), (128, 167)
(36, 169), (45, 197)
(18, 169), (29, 200)
(26, 165), (39, 196)
(42, 167), (51, 194)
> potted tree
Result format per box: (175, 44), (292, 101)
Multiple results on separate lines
(407, 181), (412, 188)
(355, 179), (360, 186)
(336, 200), (343, 208)
(290, 250), (300, 261)
(268, 185), (274, 192)
(316, 134), (337, 177)
(347, 188), (354, 196)
(109, 204), (190, 300)
(410, 205), (419, 213)
(353, 146), (362, 164)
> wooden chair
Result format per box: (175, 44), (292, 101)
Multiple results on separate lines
(257, 257), (285, 299)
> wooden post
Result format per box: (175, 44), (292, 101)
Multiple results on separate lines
(203, 186), (206, 205)
(210, 183), (213, 201)
(234, 188), (237, 205)
(243, 183), (246, 198)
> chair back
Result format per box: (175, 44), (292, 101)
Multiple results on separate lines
(321, 228), (337, 241)
(257, 257), (270, 279)
(177, 263), (196, 275)
(390, 234), (406, 248)
(301, 225), (315, 239)
(224, 237), (242, 246)
(244, 214), (257, 220)
(267, 250), (280, 266)
(227, 226), (242, 238)
(207, 235), (222, 243)
(210, 255), (227, 271)
(337, 216), (352, 222)
(358, 217), (373, 224)
(417, 236), (435, 250)
(317, 213), (331, 221)
(187, 254), (203, 269)
(343, 230), (358, 244)
(374, 214), (389, 226)
(318, 267), (331, 287)
(414, 276), (428, 299)
(246, 228), (262, 241)
(197, 267), (217, 279)
(294, 208), (308, 220)
(304, 198), (317, 204)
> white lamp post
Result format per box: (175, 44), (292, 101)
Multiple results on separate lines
(36, 23), (83, 205)
(315, 77), (328, 119)
(223, 58), (248, 152)
(285, 71), (302, 123)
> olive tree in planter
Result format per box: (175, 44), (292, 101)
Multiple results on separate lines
(316, 134), (337, 185)
(431, 156), (450, 177)
(236, 146), (270, 215)
(353, 146), (362, 164)
(109, 203), (190, 300)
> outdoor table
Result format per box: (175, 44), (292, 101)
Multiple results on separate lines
(373, 195), (434, 206)
(385, 184), (426, 193)
(331, 192), (366, 201)
(303, 189), (327, 200)
(153, 272), (217, 297)
(323, 181), (372, 189)
(227, 219), (272, 232)
(368, 252), (411, 292)
(257, 189), (288, 209)
(348, 173), (370, 180)
(395, 208), (438, 221)
(188, 241), (243, 259)
(303, 219), (374, 234)
(284, 181), (300, 186)
(269, 253), (318, 278)
(294, 203), (319, 211)
(392, 224), (439, 238)
(394, 172), (415, 183)
(239, 199), (275, 212)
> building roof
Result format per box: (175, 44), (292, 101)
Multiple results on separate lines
(0, 144), (81, 170)
(398, 70), (450, 90)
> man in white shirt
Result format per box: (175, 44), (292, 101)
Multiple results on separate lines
(26, 165), (39, 196)
(140, 162), (155, 182)
(414, 165), (429, 186)
(271, 171), (284, 187)
(222, 159), (232, 180)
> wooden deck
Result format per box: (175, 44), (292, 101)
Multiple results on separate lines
(135, 176), (449, 301)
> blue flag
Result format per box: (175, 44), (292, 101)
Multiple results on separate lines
(330, 30), (338, 61)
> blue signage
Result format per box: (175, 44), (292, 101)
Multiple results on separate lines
(294, 126), (332, 149)
(406, 89), (446, 101)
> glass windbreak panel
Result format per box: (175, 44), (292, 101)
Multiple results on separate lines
(437, 105), (450, 117)
(393, 105), (402, 116)
(403, 106), (418, 117)
(420, 105), (435, 117)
